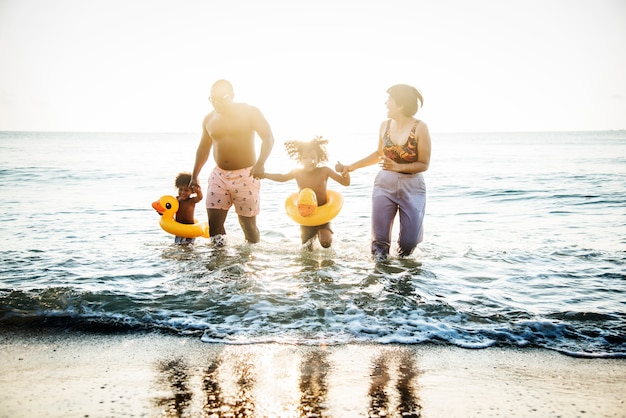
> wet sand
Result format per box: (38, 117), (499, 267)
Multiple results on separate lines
(0, 329), (624, 417)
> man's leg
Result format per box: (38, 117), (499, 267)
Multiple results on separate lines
(238, 215), (260, 243)
(208, 208), (228, 236)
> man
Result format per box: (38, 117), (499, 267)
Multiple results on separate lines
(190, 79), (275, 244)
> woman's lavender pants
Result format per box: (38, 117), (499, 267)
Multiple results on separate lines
(371, 170), (426, 258)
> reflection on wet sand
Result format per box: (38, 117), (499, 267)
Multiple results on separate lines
(154, 345), (420, 417)
(396, 350), (421, 416)
(155, 358), (193, 416)
(298, 351), (329, 417)
(369, 350), (421, 417)
(202, 360), (222, 415)
(369, 355), (391, 414)
(231, 354), (256, 416)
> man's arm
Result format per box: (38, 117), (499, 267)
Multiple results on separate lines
(190, 118), (213, 187)
(249, 106), (274, 179)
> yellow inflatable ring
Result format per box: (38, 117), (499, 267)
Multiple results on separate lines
(152, 195), (209, 238)
(285, 189), (343, 226)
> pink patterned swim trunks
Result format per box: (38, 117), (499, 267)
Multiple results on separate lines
(205, 166), (261, 217)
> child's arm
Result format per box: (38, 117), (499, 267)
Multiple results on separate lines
(262, 170), (296, 182)
(325, 167), (350, 186)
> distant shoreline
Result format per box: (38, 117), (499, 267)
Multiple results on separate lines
(1, 129), (625, 135)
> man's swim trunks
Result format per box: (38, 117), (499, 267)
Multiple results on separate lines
(206, 166), (261, 217)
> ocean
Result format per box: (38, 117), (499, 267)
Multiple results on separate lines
(0, 130), (624, 358)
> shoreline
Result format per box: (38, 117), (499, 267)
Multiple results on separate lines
(0, 329), (624, 417)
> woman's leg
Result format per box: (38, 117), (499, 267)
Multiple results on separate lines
(371, 171), (397, 258)
(396, 200), (425, 256)
(396, 174), (426, 257)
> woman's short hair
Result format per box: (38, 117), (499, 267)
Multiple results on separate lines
(387, 84), (424, 117)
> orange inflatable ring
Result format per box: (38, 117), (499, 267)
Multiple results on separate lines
(285, 189), (343, 226)
(151, 195), (209, 238)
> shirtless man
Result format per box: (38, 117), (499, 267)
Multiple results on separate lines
(189, 80), (275, 244)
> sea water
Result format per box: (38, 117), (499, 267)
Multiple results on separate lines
(0, 130), (624, 358)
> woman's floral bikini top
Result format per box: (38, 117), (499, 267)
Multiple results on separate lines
(382, 119), (419, 164)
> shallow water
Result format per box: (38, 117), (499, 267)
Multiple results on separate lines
(0, 130), (624, 357)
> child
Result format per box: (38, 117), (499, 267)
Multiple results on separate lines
(262, 136), (350, 248)
(174, 172), (203, 245)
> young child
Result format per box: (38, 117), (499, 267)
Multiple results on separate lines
(262, 136), (350, 248)
(173, 172), (203, 245)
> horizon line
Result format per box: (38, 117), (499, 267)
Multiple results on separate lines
(2, 128), (625, 135)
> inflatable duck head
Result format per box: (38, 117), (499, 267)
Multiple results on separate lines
(151, 195), (209, 238)
(297, 188), (318, 217)
(152, 195), (179, 216)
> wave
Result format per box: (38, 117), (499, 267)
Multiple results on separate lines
(2, 284), (624, 359)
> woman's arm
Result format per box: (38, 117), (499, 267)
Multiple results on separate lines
(336, 151), (380, 174)
(335, 121), (385, 174)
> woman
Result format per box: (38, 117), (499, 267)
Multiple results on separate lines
(336, 84), (431, 260)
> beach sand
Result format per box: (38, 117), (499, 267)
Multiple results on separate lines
(0, 329), (624, 417)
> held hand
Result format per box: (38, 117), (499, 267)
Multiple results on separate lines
(335, 161), (349, 175)
(250, 163), (265, 179)
(189, 178), (199, 188)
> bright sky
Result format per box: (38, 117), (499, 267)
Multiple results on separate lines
(1, 0), (625, 137)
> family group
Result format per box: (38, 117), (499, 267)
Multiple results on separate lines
(163, 79), (431, 261)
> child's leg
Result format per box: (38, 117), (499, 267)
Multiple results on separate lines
(300, 225), (318, 246)
(317, 224), (333, 248)
(174, 236), (195, 245)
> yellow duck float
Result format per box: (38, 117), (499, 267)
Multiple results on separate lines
(151, 195), (209, 239)
(284, 188), (343, 226)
